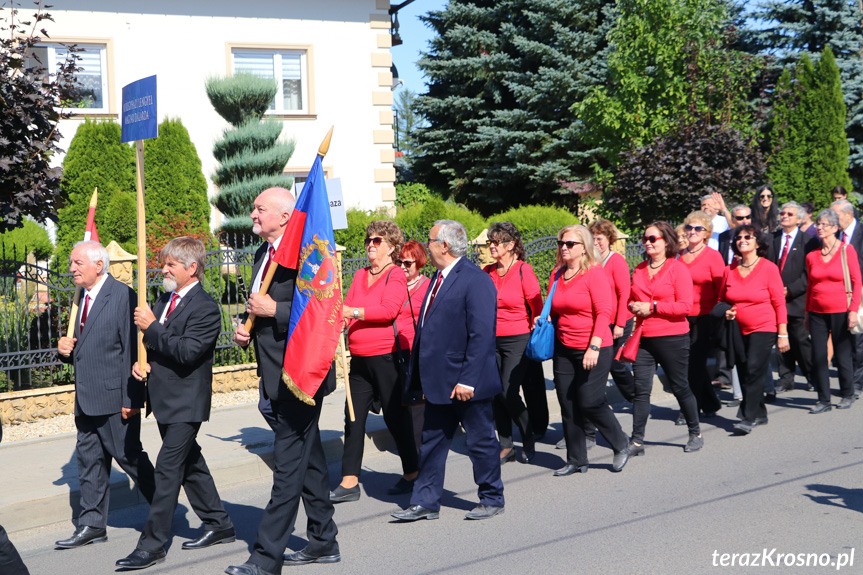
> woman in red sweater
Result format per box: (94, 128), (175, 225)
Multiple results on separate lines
(679, 211), (724, 419)
(628, 221), (703, 454)
(483, 222), (543, 464)
(806, 209), (861, 412)
(720, 225), (789, 434)
(332, 221), (418, 502)
(547, 225), (632, 476)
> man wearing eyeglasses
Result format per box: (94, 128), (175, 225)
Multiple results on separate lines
(391, 220), (504, 522)
(767, 202), (819, 394)
(717, 205), (752, 265)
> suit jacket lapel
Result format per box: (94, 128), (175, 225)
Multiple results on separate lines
(249, 244), (267, 297)
(78, 277), (112, 343)
(152, 292), (170, 325)
(425, 260), (462, 322)
(164, 284), (202, 326)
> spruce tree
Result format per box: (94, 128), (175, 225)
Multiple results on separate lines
(55, 120), (136, 263)
(206, 74), (295, 238)
(747, 0), (863, 190)
(143, 118), (211, 236)
(412, 0), (616, 213)
(766, 68), (807, 202)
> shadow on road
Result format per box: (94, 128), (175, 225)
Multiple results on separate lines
(804, 484), (863, 514)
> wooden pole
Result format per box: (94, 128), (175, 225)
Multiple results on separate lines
(335, 247), (354, 422)
(64, 187), (99, 345)
(135, 140), (148, 375)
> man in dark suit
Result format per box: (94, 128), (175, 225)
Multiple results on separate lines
(832, 199), (863, 400)
(226, 187), (339, 575)
(767, 202), (819, 393)
(54, 241), (155, 549)
(116, 237), (234, 570)
(391, 220), (505, 522)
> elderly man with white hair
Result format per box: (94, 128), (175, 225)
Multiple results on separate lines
(831, 199), (863, 398)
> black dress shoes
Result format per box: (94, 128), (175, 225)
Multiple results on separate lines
(465, 504), (505, 520)
(386, 477), (415, 495)
(553, 464), (588, 477)
(329, 484), (360, 503)
(284, 547), (341, 565)
(837, 397), (855, 410)
(628, 441), (645, 457)
(500, 448), (516, 464)
(555, 438), (566, 450)
(225, 562), (277, 575)
(115, 548), (167, 570)
(182, 527), (236, 550)
(55, 525), (107, 549)
(810, 402), (832, 414)
(611, 448), (630, 472)
(391, 504), (439, 521)
(775, 383), (793, 394)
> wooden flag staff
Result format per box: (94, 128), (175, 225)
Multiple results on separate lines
(65, 187), (99, 340)
(135, 140), (148, 375)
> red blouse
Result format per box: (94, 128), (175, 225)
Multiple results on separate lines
(806, 244), (863, 314)
(484, 260), (543, 337)
(679, 247), (725, 316)
(548, 266), (613, 349)
(719, 259), (788, 335)
(395, 275), (430, 351)
(601, 251), (633, 327)
(629, 259), (693, 337)
(345, 266), (407, 357)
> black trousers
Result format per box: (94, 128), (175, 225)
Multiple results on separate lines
(75, 411), (155, 528)
(523, 360), (549, 435)
(553, 342), (627, 466)
(810, 312), (856, 403)
(342, 354), (418, 477)
(136, 422), (232, 553)
(736, 332), (777, 422)
(609, 319), (636, 401)
(493, 334), (533, 449)
(776, 315), (813, 389)
(632, 334), (700, 443)
(687, 316), (721, 414)
(248, 391), (339, 574)
(0, 525), (28, 575)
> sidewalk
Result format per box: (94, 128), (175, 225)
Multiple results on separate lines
(0, 363), (670, 534)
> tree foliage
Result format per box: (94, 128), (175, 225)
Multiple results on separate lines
(610, 120), (766, 227)
(0, 218), (52, 261)
(412, 0), (616, 212)
(55, 120), (136, 263)
(0, 2), (78, 232)
(143, 118), (210, 238)
(206, 73), (294, 238)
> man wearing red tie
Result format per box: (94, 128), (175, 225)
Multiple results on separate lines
(116, 237), (234, 570)
(768, 203), (819, 394)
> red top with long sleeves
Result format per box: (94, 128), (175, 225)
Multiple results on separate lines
(629, 259), (693, 337)
(719, 259), (788, 335)
(548, 266), (613, 349)
(395, 275), (430, 351)
(806, 244), (863, 314)
(679, 247), (725, 316)
(345, 266), (407, 357)
(484, 260), (543, 337)
(601, 251), (633, 327)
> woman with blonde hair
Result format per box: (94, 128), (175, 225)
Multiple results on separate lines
(547, 225), (631, 476)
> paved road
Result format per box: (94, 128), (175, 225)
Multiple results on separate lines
(12, 386), (863, 575)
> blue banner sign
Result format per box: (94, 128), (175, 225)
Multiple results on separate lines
(121, 75), (158, 143)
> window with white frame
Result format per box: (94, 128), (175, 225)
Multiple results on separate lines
(25, 44), (109, 113)
(231, 48), (308, 114)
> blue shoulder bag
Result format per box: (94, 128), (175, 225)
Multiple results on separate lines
(525, 270), (561, 362)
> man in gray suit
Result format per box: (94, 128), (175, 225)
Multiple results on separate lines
(55, 241), (155, 549)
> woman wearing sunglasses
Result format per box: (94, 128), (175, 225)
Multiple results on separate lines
(679, 211), (724, 420)
(805, 209), (861, 413)
(482, 222), (543, 464)
(332, 221), (418, 502)
(719, 225), (789, 434)
(750, 185), (779, 235)
(628, 221), (703, 454)
(547, 225), (632, 476)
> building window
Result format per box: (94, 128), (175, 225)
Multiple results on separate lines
(231, 48), (309, 114)
(26, 44), (109, 113)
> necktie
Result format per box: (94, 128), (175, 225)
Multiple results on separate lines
(779, 234), (791, 271)
(842, 231), (847, 244)
(164, 293), (180, 323)
(424, 273), (443, 321)
(261, 246), (276, 285)
(79, 295), (90, 332)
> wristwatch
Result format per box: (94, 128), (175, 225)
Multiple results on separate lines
(353, 308), (359, 319)
(588, 344), (600, 352)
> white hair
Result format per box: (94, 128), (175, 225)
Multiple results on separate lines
(433, 220), (468, 257)
(72, 240), (110, 271)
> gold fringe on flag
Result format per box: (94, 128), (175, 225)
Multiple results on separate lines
(282, 370), (316, 406)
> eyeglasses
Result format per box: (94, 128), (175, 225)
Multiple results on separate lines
(364, 236), (384, 246)
(684, 224), (706, 233)
(760, 194), (773, 199)
(734, 214), (752, 221)
(557, 240), (583, 249)
(736, 234), (755, 242)
(815, 222), (836, 228)
(396, 259), (415, 267)
(426, 237), (442, 245)
(641, 235), (661, 244)
(486, 239), (510, 247)
(779, 211), (796, 217)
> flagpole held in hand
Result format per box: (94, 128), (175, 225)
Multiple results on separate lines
(63, 188), (99, 348)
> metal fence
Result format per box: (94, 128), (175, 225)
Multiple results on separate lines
(0, 231), (646, 392)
